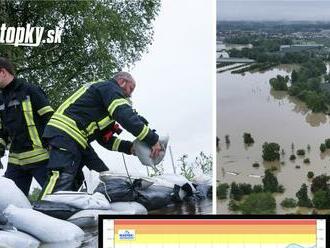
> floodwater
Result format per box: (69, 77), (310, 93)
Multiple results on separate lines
(217, 62), (330, 214)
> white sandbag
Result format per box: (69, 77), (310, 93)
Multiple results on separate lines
(3, 205), (84, 243)
(192, 174), (212, 185)
(109, 202), (148, 214)
(68, 203), (147, 227)
(43, 191), (111, 210)
(154, 174), (197, 193)
(133, 135), (169, 168)
(0, 177), (32, 213)
(0, 230), (40, 248)
(82, 168), (101, 194)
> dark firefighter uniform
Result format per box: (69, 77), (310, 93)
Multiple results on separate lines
(40, 79), (159, 198)
(0, 77), (54, 195)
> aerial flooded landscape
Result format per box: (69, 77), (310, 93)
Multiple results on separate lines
(217, 21), (330, 214)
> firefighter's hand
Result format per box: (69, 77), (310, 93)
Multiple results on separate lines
(150, 142), (162, 158)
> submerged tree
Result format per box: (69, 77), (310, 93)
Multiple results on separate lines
(262, 142), (280, 161)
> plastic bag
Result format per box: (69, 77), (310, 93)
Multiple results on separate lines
(33, 200), (80, 220)
(0, 177), (32, 212)
(94, 177), (137, 202)
(133, 135), (169, 169)
(136, 185), (174, 210)
(3, 205), (84, 243)
(43, 192), (111, 210)
(0, 230), (40, 248)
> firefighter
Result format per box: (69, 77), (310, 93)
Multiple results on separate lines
(40, 71), (161, 198)
(0, 57), (54, 195)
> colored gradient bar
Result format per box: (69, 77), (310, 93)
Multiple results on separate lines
(113, 219), (316, 245)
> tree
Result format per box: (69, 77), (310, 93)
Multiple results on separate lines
(0, 0), (161, 107)
(243, 133), (254, 145)
(230, 182), (244, 201)
(307, 171), (314, 179)
(239, 193), (276, 214)
(296, 184), (313, 208)
(217, 183), (229, 200)
(262, 142), (280, 161)
(320, 143), (326, 152)
(280, 198), (297, 208)
(263, 169), (281, 193)
(291, 70), (298, 84)
(312, 190), (330, 209)
(325, 139), (330, 149)
(296, 149), (305, 156)
(269, 75), (288, 91)
(311, 174), (330, 193)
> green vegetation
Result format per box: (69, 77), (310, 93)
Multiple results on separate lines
(239, 193), (276, 214)
(252, 162), (260, 168)
(28, 188), (41, 203)
(262, 169), (284, 193)
(269, 75), (289, 91)
(307, 171), (314, 179)
(303, 158), (310, 164)
(325, 139), (330, 148)
(296, 149), (306, 156)
(312, 190), (330, 209)
(280, 198), (297, 208)
(217, 183), (229, 199)
(0, 1), (161, 107)
(262, 142), (280, 161)
(289, 154), (296, 161)
(311, 174), (330, 193)
(243, 133), (254, 145)
(296, 184), (313, 208)
(320, 143), (326, 152)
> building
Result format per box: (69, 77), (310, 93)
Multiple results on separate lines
(280, 44), (324, 53)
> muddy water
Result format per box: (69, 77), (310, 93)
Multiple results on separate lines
(217, 65), (330, 214)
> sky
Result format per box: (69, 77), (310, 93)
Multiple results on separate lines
(218, 0), (330, 21)
(93, 0), (213, 176)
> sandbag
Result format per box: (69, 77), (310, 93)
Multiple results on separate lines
(136, 185), (174, 210)
(194, 184), (212, 199)
(3, 205), (84, 243)
(43, 191), (110, 210)
(94, 177), (137, 202)
(133, 135), (169, 168)
(33, 200), (80, 220)
(0, 230), (40, 248)
(68, 203), (147, 228)
(155, 174), (197, 195)
(0, 177), (32, 212)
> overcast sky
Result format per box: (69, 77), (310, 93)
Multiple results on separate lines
(218, 0), (330, 21)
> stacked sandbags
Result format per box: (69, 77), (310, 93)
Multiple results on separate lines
(3, 205), (84, 243)
(0, 230), (40, 248)
(68, 202), (147, 228)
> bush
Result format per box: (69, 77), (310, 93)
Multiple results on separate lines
(325, 139), (330, 148)
(252, 162), (260, 168)
(296, 184), (313, 208)
(217, 183), (229, 199)
(238, 183), (253, 195)
(296, 149), (305, 156)
(263, 169), (281, 193)
(28, 188), (41, 203)
(307, 171), (314, 179)
(252, 185), (263, 193)
(243, 133), (254, 145)
(303, 158), (310, 164)
(320, 143), (326, 152)
(230, 182), (244, 201)
(228, 199), (240, 212)
(289, 154), (296, 160)
(311, 174), (330, 193)
(280, 198), (297, 208)
(312, 190), (330, 209)
(239, 193), (276, 214)
(262, 142), (280, 161)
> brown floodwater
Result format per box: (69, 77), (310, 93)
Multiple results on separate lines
(217, 63), (330, 214)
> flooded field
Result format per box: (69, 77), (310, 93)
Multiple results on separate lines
(217, 62), (330, 214)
